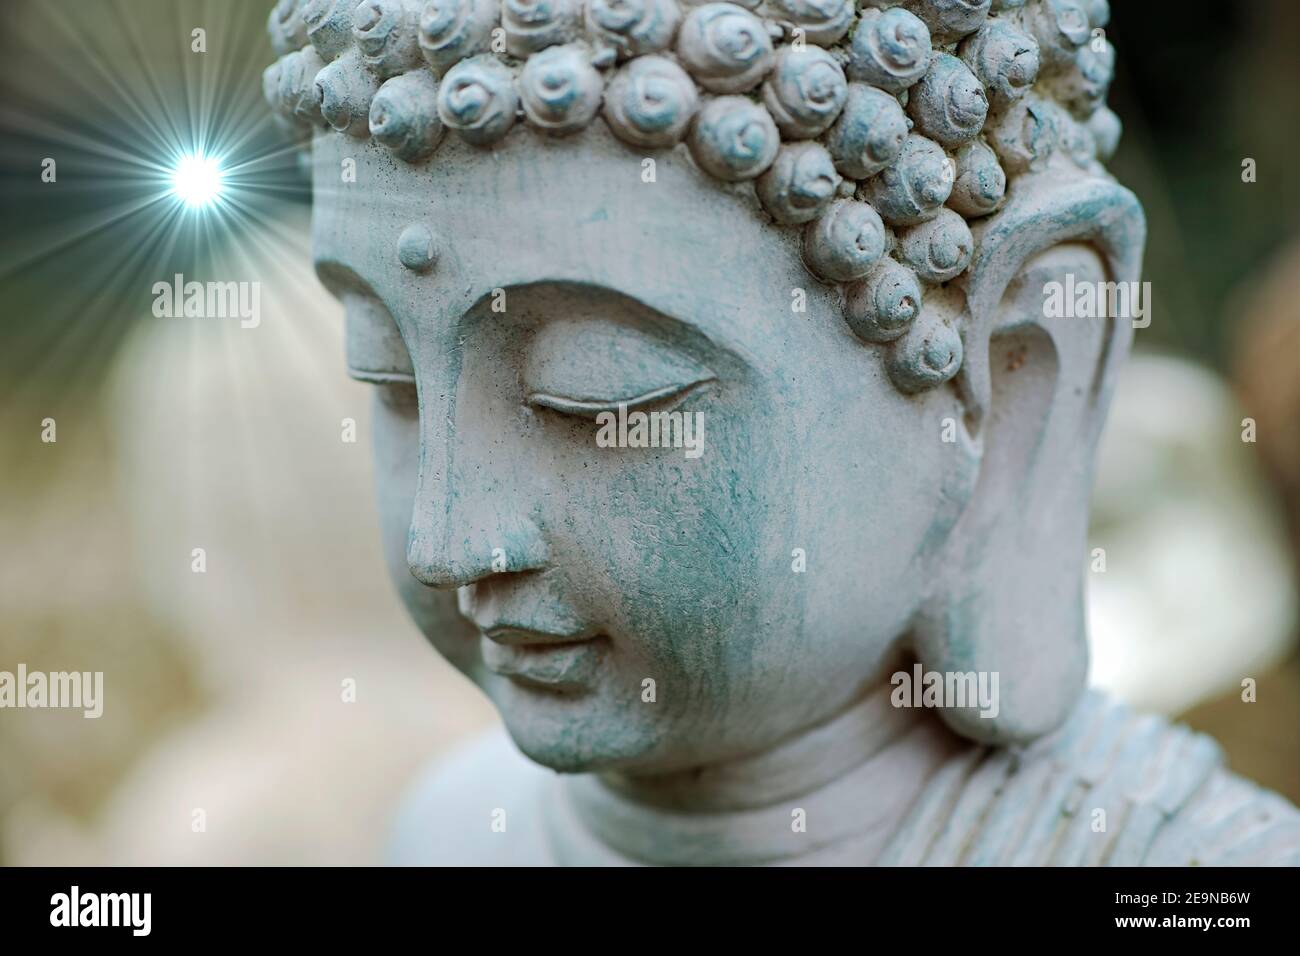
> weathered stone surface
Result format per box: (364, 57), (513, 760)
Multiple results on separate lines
(262, 0), (1300, 866)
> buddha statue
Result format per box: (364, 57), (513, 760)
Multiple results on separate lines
(263, 0), (1300, 865)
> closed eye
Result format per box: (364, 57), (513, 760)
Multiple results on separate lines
(522, 314), (715, 421)
(528, 378), (713, 420)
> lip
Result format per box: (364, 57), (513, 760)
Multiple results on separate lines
(482, 625), (593, 647)
(479, 629), (603, 690)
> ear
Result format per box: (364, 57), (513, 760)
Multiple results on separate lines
(913, 175), (1145, 745)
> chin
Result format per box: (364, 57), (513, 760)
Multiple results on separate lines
(486, 675), (664, 774)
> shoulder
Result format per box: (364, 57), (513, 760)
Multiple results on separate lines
(885, 691), (1300, 866)
(1146, 766), (1300, 866)
(1039, 693), (1300, 866)
(386, 727), (560, 866)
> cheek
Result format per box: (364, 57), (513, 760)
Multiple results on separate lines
(370, 393), (480, 673)
(561, 351), (958, 694)
(539, 396), (791, 677)
(790, 384), (971, 662)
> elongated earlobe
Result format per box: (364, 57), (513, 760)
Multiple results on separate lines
(913, 317), (1084, 744)
(913, 177), (1145, 745)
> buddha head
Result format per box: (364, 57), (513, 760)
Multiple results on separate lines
(265, 0), (1142, 775)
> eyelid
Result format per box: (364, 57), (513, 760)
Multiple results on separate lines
(343, 291), (414, 383)
(349, 370), (416, 385)
(523, 316), (715, 420)
(529, 378), (713, 418)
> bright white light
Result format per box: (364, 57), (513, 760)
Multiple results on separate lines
(172, 155), (223, 208)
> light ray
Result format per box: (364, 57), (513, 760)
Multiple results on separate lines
(0, 0), (318, 421)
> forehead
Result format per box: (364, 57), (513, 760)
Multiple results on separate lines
(310, 126), (838, 344)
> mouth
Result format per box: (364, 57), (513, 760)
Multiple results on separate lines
(479, 627), (604, 691)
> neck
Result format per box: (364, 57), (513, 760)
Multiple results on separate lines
(548, 673), (973, 866)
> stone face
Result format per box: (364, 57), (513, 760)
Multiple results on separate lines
(263, 0), (1300, 866)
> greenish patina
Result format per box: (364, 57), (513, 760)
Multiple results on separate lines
(264, 0), (1300, 865)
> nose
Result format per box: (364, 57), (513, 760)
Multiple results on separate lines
(407, 501), (549, 590)
(404, 390), (550, 590)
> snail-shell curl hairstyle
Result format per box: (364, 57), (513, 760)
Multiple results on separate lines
(265, 0), (1122, 394)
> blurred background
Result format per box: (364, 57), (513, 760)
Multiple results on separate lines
(1, 0), (1298, 864)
